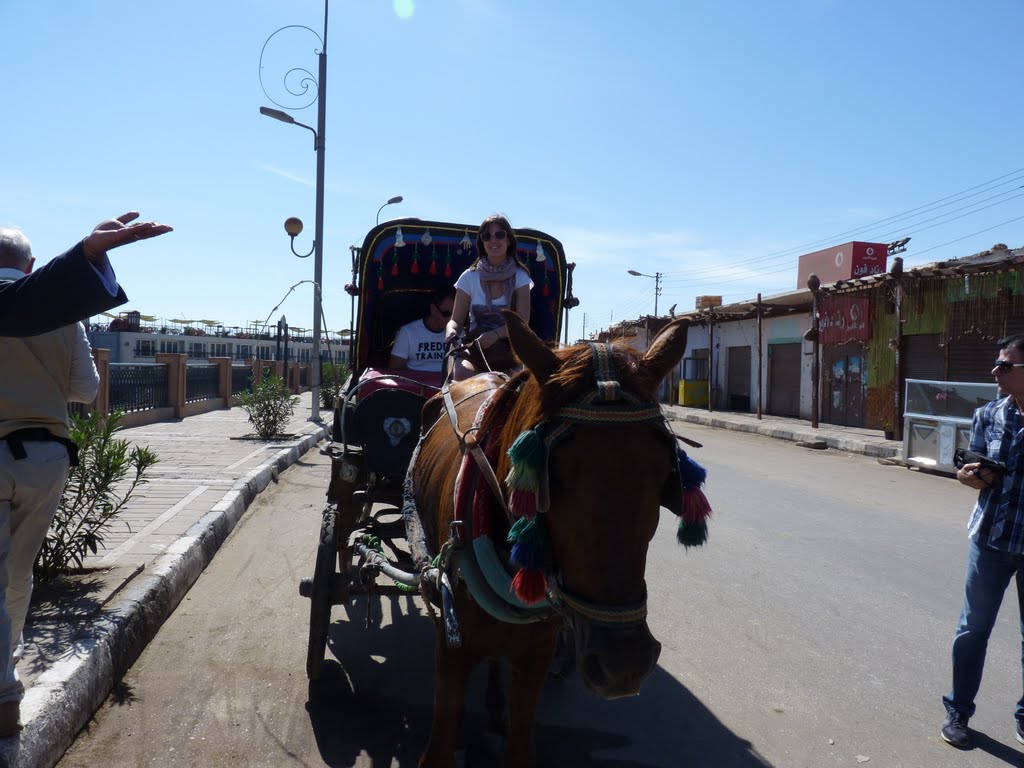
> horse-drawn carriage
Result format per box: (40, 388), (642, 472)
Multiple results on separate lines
(299, 217), (706, 767)
(301, 218), (576, 678)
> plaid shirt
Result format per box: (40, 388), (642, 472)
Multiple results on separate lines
(967, 395), (1024, 553)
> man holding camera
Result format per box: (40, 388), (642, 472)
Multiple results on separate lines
(942, 333), (1024, 749)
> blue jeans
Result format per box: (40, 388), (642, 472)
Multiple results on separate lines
(943, 538), (1024, 722)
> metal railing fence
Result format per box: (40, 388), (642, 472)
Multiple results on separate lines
(109, 364), (169, 413)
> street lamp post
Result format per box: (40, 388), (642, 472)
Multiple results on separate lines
(259, 1), (329, 422)
(627, 269), (663, 316)
(376, 195), (404, 225)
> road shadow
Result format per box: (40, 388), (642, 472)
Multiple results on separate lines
(306, 596), (771, 768)
(971, 731), (1024, 767)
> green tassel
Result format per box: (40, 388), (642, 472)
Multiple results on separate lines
(677, 519), (708, 548)
(508, 427), (544, 472)
(506, 464), (540, 491)
(508, 515), (544, 545)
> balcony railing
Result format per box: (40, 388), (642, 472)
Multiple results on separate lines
(109, 363), (169, 413)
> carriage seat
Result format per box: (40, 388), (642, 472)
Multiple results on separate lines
(357, 367), (443, 399)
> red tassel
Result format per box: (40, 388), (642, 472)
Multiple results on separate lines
(509, 488), (537, 519)
(512, 569), (547, 605)
(444, 263), (452, 278)
(377, 276), (384, 290)
(429, 260), (438, 275)
(683, 488), (712, 524)
(391, 262), (399, 276)
(411, 259), (420, 275)
(543, 284), (550, 297)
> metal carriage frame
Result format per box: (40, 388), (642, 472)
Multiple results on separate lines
(299, 218), (576, 679)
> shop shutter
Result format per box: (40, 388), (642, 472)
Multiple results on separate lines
(903, 333), (944, 381)
(947, 343), (998, 383)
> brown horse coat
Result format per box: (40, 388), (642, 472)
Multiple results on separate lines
(411, 312), (690, 768)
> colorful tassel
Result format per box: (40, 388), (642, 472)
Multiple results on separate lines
(682, 488), (712, 524)
(677, 518), (708, 548)
(508, 427), (544, 473)
(509, 488), (537, 519)
(511, 568), (547, 605)
(678, 449), (707, 489)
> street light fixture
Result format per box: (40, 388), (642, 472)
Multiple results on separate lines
(627, 269), (663, 316)
(258, 1), (329, 422)
(376, 195), (404, 225)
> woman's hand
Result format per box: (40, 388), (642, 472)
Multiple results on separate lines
(479, 330), (499, 350)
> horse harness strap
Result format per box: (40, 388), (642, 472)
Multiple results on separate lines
(3, 428), (79, 467)
(441, 381), (513, 524)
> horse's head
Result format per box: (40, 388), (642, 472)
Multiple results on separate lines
(499, 311), (690, 698)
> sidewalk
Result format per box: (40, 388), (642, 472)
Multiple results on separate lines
(664, 405), (903, 460)
(0, 397), (899, 768)
(1, 392), (329, 768)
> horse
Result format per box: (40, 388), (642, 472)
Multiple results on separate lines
(406, 311), (693, 768)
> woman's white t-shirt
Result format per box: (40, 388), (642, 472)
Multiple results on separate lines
(454, 266), (533, 333)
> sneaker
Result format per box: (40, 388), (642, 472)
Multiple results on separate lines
(1016, 720), (1024, 745)
(0, 701), (21, 738)
(941, 710), (970, 749)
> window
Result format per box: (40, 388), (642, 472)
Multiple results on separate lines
(159, 340), (181, 354)
(187, 342), (207, 359)
(211, 342), (230, 357)
(235, 344), (252, 360)
(135, 339), (156, 357)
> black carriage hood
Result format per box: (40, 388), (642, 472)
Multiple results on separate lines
(346, 218), (570, 377)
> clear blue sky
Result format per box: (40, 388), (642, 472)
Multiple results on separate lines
(2, 0), (1021, 343)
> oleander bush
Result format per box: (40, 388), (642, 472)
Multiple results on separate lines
(320, 361), (351, 410)
(237, 373), (299, 438)
(35, 410), (158, 583)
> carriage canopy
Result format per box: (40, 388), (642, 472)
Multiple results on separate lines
(347, 218), (571, 378)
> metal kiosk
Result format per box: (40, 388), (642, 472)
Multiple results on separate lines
(903, 379), (998, 474)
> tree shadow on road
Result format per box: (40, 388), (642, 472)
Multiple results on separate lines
(306, 595), (772, 768)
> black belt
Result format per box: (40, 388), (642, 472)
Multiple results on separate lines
(3, 428), (79, 467)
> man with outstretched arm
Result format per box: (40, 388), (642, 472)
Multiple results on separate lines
(0, 212), (172, 337)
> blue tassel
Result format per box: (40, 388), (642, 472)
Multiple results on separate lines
(678, 448), (707, 489)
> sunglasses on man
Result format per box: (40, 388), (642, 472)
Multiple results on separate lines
(993, 360), (1024, 371)
(480, 230), (507, 242)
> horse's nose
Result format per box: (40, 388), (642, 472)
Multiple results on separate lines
(579, 623), (661, 699)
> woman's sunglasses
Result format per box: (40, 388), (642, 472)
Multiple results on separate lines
(993, 360), (1024, 371)
(480, 230), (507, 242)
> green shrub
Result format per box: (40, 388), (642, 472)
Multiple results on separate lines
(320, 361), (350, 409)
(237, 373), (299, 438)
(35, 410), (158, 583)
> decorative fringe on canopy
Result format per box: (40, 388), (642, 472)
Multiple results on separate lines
(676, 447), (711, 549)
(505, 426), (550, 604)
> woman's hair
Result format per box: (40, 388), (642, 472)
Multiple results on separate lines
(472, 213), (528, 271)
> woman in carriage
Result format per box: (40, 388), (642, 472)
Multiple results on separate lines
(445, 214), (533, 380)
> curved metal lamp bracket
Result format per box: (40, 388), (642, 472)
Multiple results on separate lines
(259, 25), (324, 111)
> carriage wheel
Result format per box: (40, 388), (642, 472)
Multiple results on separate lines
(306, 503), (341, 680)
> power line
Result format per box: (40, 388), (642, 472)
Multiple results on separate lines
(657, 167), (1024, 279)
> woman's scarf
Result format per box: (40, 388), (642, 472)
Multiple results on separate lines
(475, 257), (520, 309)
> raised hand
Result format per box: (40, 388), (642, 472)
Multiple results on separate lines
(82, 212), (173, 262)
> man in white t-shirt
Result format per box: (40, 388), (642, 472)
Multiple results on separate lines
(388, 286), (456, 372)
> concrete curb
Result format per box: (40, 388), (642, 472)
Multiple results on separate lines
(665, 410), (901, 459)
(0, 425), (329, 768)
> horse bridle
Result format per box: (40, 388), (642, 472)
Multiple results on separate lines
(438, 342), (672, 627)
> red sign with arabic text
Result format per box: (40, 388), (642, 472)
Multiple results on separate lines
(818, 296), (871, 343)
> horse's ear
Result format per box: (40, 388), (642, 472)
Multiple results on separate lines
(640, 318), (690, 383)
(502, 310), (559, 384)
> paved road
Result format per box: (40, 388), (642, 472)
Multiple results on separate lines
(56, 424), (1024, 768)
